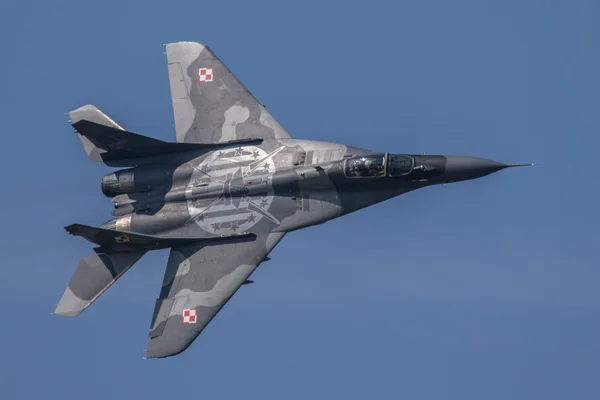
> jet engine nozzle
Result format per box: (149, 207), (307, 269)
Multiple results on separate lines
(101, 169), (136, 197)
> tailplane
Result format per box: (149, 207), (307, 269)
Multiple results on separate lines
(54, 251), (146, 316)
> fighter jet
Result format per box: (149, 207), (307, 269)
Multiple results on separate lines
(55, 41), (530, 358)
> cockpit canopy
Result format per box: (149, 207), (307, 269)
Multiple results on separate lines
(344, 154), (386, 178)
(344, 153), (415, 178)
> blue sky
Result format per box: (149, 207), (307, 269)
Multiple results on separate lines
(1, 0), (598, 398)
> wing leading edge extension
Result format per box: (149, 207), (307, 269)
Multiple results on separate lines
(146, 232), (285, 358)
(166, 41), (292, 144)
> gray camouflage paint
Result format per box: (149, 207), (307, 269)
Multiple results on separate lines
(56, 41), (529, 359)
(147, 232), (284, 358)
(167, 42), (289, 144)
(55, 251), (145, 316)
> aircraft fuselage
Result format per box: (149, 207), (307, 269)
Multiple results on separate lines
(100, 139), (513, 239)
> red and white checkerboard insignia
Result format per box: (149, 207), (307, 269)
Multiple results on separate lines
(198, 68), (213, 82)
(182, 308), (197, 324)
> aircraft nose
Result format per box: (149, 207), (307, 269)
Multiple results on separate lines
(442, 156), (512, 182)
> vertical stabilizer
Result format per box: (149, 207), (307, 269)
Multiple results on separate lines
(68, 104), (125, 162)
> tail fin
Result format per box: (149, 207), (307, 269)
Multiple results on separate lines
(69, 105), (128, 162)
(54, 251), (146, 316)
(69, 105), (263, 164)
(69, 104), (180, 163)
(69, 103), (177, 163)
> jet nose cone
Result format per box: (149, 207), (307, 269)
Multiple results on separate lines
(443, 156), (511, 182)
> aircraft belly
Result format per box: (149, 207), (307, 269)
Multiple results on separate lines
(274, 190), (342, 232)
(109, 139), (350, 238)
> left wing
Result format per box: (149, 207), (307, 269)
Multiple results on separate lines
(146, 232), (285, 358)
(166, 41), (292, 144)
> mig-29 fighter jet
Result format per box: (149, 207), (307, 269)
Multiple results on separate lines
(55, 41), (531, 358)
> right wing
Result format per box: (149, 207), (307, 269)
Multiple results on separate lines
(146, 232), (285, 358)
(166, 41), (292, 144)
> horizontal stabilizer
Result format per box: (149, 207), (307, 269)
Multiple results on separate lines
(65, 223), (257, 252)
(54, 251), (146, 316)
(70, 116), (263, 163)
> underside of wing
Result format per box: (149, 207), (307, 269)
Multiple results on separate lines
(146, 232), (285, 358)
(166, 41), (292, 144)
